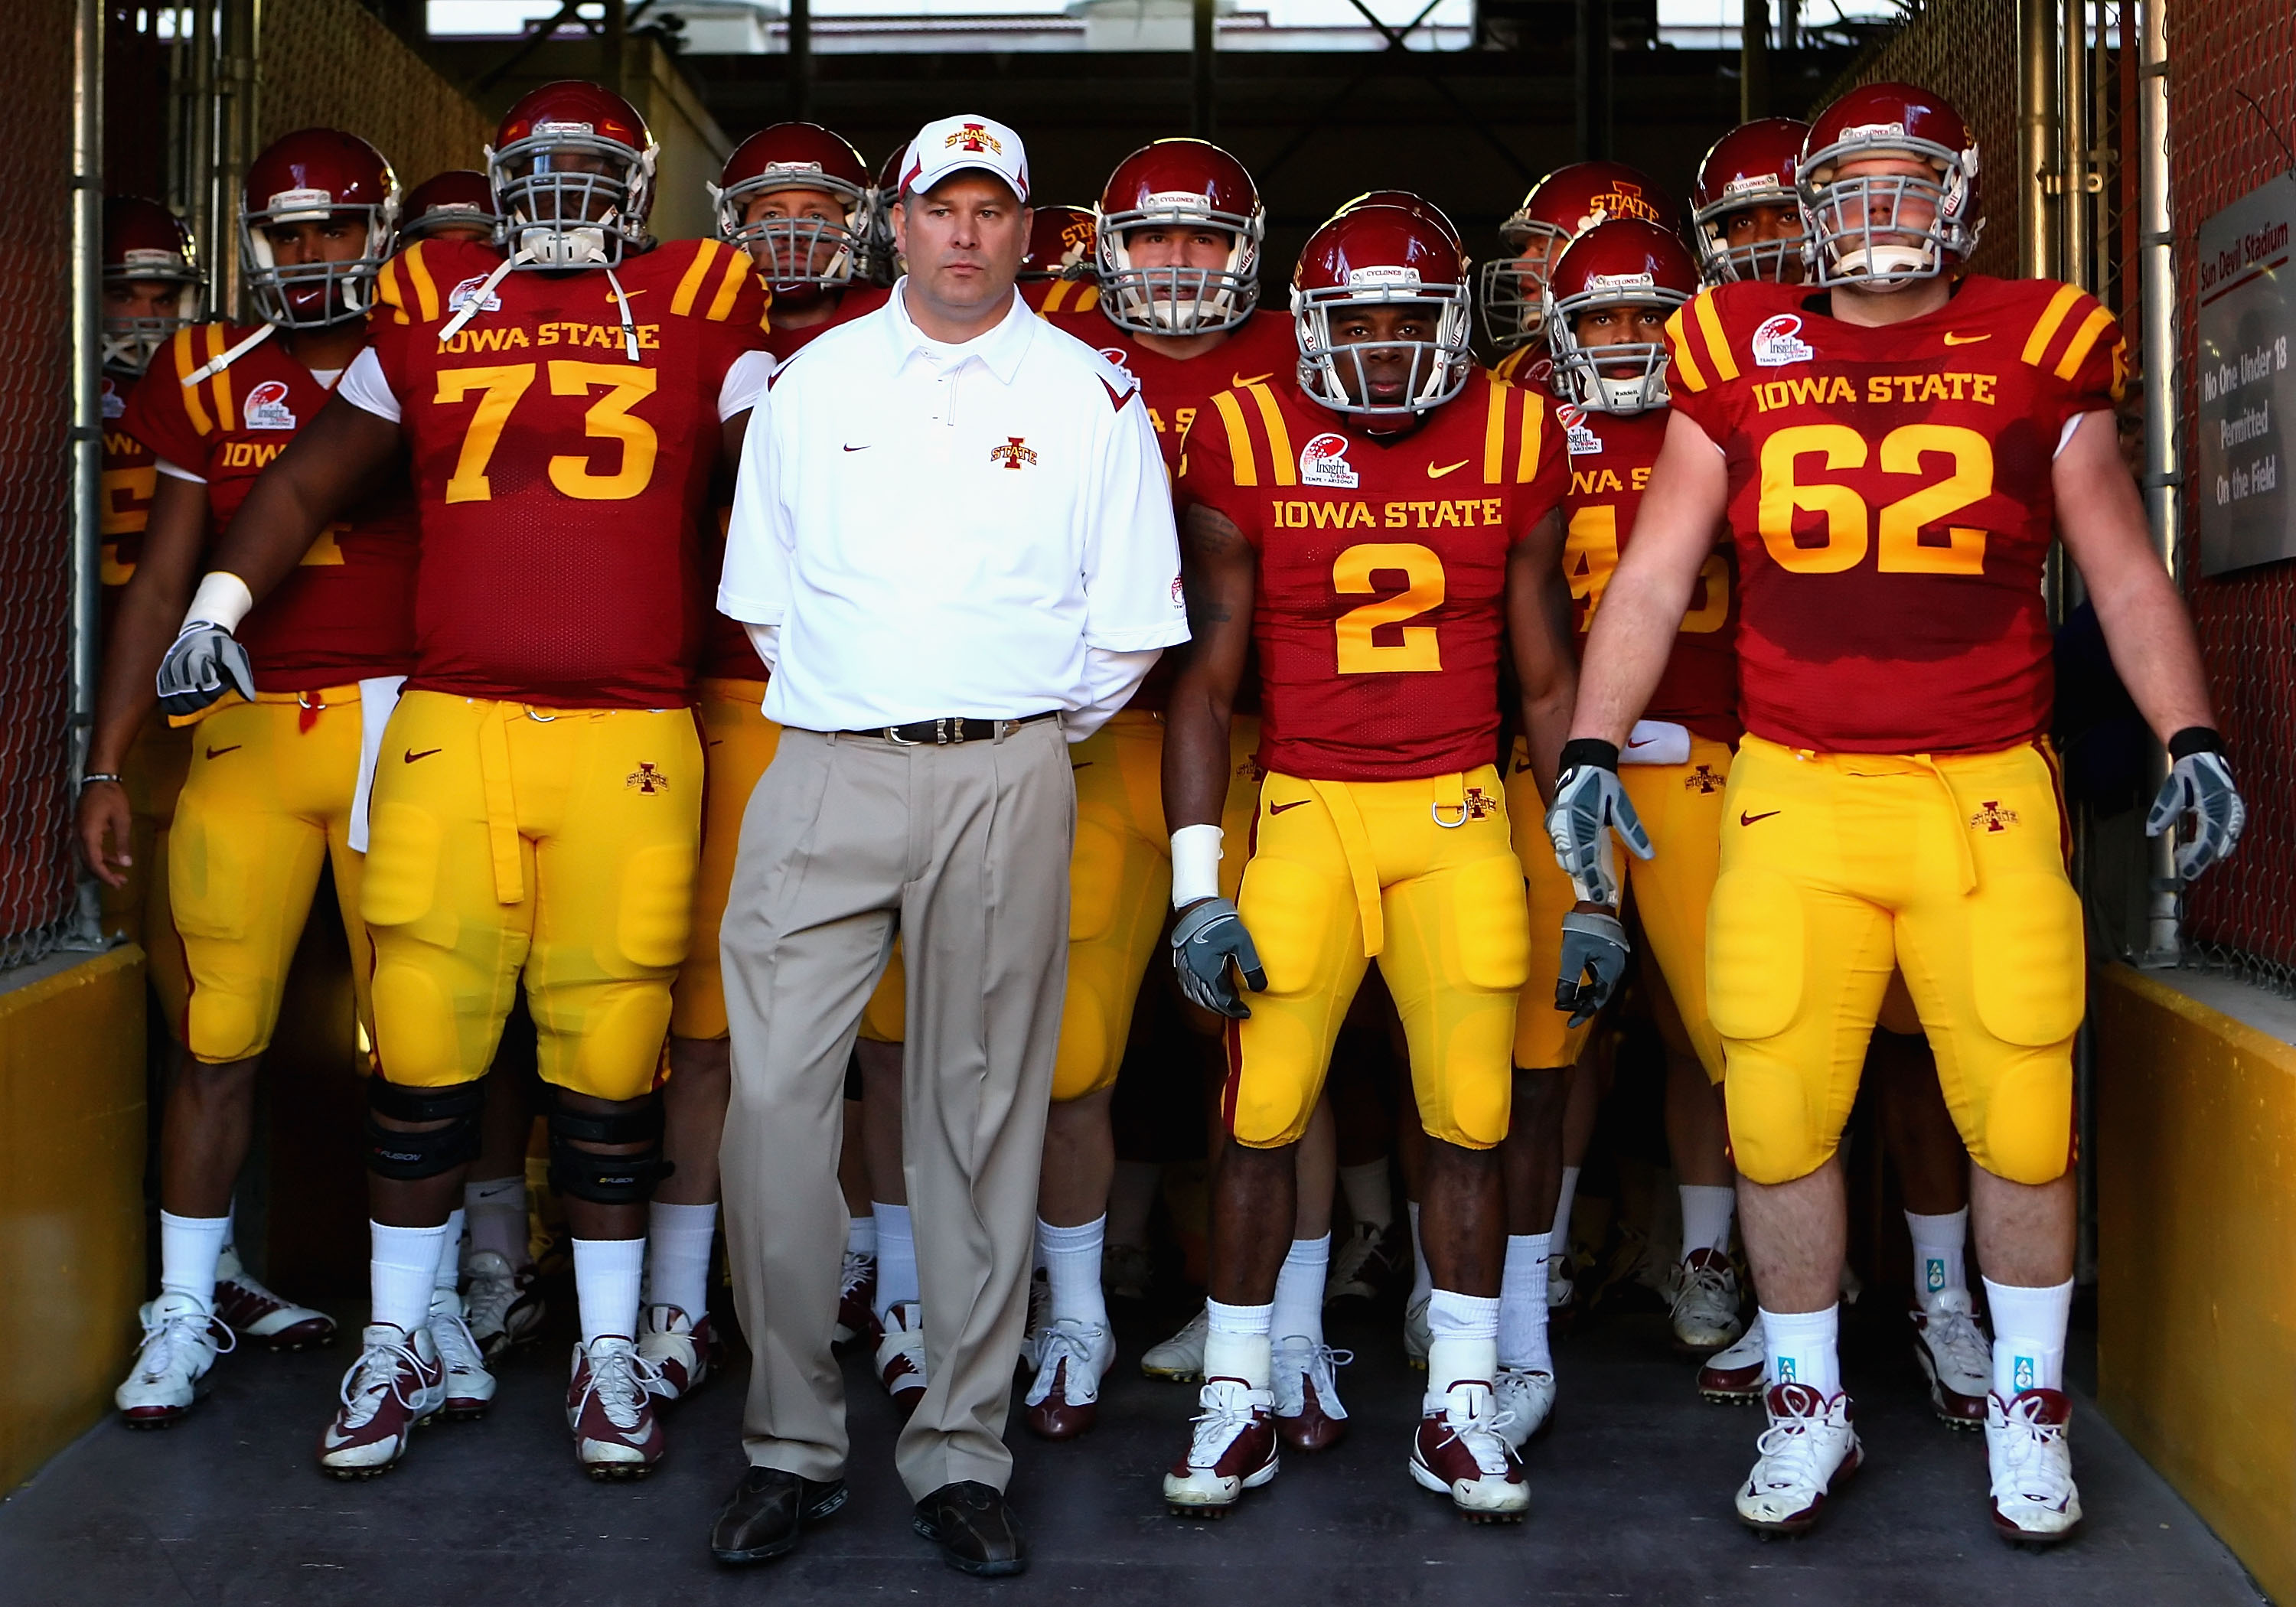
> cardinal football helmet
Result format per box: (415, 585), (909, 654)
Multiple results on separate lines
(240, 129), (398, 329)
(1544, 219), (1698, 415)
(1481, 161), (1673, 351)
(1691, 118), (1809, 284)
(400, 170), (501, 246)
(713, 122), (873, 292)
(102, 197), (201, 373)
(488, 80), (657, 268)
(1293, 204), (1473, 419)
(1095, 139), (1264, 336)
(1799, 82), (1983, 289)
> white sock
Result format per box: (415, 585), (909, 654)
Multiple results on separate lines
(1038, 1215), (1109, 1330)
(1499, 1232), (1551, 1371)
(1985, 1275), (2073, 1397)
(370, 1220), (449, 1335)
(1552, 1165), (1583, 1253)
(464, 1175), (527, 1265)
(1339, 1159), (1394, 1231)
(1271, 1234), (1329, 1348)
(572, 1237), (645, 1345)
(434, 1210), (466, 1297)
(1425, 1288), (1502, 1400)
(647, 1200), (719, 1321)
(1204, 1298), (1274, 1388)
(846, 1214), (876, 1259)
(158, 1211), (230, 1312)
(1761, 1304), (1841, 1395)
(1679, 1185), (1736, 1260)
(1906, 1208), (1968, 1311)
(1407, 1201), (1433, 1306)
(873, 1202), (917, 1320)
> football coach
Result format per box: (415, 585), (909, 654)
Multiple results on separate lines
(709, 113), (1188, 1576)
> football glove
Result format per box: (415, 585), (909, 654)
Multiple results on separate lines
(155, 620), (257, 721)
(1171, 896), (1266, 1020)
(1555, 908), (1632, 1027)
(1546, 738), (1654, 908)
(2144, 732), (2245, 885)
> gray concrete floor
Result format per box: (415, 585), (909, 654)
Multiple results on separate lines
(0, 1288), (2265, 1606)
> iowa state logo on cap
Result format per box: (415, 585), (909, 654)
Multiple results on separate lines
(947, 122), (1003, 155)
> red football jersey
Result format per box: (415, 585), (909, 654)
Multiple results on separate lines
(1025, 278), (1099, 316)
(1180, 372), (1567, 782)
(124, 323), (419, 690)
(370, 236), (769, 708)
(1556, 399), (1740, 743)
(1666, 275), (2125, 754)
(1492, 344), (1555, 397)
(765, 282), (889, 364)
(99, 370), (158, 634)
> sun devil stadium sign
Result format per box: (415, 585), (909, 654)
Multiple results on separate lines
(2196, 171), (2294, 575)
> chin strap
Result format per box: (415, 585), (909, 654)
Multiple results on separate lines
(433, 245), (642, 364)
(602, 263), (642, 363)
(181, 322), (278, 387)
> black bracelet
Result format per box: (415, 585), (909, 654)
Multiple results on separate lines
(2167, 727), (2225, 761)
(1557, 738), (1621, 774)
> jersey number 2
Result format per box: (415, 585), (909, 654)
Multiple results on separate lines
(1333, 543), (1443, 674)
(435, 361), (661, 504)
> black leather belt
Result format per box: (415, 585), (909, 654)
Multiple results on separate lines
(841, 711), (1059, 746)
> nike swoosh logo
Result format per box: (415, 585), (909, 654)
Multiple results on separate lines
(1626, 736), (1654, 748)
(204, 744), (241, 759)
(1739, 810), (1780, 826)
(1269, 799), (1311, 814)
(1231, 372), (1274, 390)
(1942, 331), (1989, 346)
(1071, 761), (1094, 771)
(609, 288), (647, 302)
(403, 748), (443, 764)
(842, 444), (870, 452)
(1512, 758), (1534, 774)
(1427, 459), (1469, 479)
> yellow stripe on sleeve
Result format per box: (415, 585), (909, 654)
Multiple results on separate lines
(1077, 284), (1101, 312)
(1041, 280), (1074, 313)
(174, 327), (213, 435)
(403, 242), (442, 324)
(375, 259), (409, 326)
(1211, 390), (1259, 487)
(1482, 370), (1508, 484)
(1665, 306), (1707, 393)
(707, 243), (752, 321)
(2020, 283), (2085, 368)
(671, 240), (720, 317)
(1691, 292), (1739, 382)
(1516, 380), (1545, 482)
(2053, 306), (2115, 381)
(1245, 383), (1296, 485)
(206, 325), (235, 433)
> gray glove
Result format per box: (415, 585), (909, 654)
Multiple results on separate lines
(2145, 735), (2245, 884)
(1545, 739), (1654, 907)
(155, 621), (256, 721)
(1555, 908), (1631, 1027)
(1171, 896), (1267, 1019)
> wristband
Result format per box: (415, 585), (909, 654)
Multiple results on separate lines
(1170, 823), (1223, 908)
(1557, 737), (1621, 774)
(2167, 726), (2225, 761)
(181, 570), (254, 634)
(79, 772), (123, 787)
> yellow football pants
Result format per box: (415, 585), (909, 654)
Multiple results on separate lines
(360, 691), (702, 1100)
(103, 708), (193, 1040)
(1619, 738), (1734, 1082)
(168, 689), (373, 1065)
(670, 680), (781, 1041)
(858, 712), (1264, 1074)
(1711, 735), (2081, 1186)
(1505, 735), (1593, 1072)
(1228, 764), (1528, 1150)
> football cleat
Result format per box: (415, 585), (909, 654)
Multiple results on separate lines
(1734, 1382), (1861, 1536)
(1546, 1250), (1578, 1326)
(1403, 1292), (1431, 1370)
(638, 1303), (717, 1403)
(568, 1336), (667, 1479)
(1271, 1337), (1351, 1452)
(1019, 1270), (1052, 1373)
(876, 1300), (928, 1418)
(212, 1246), (336, 1351)
(1985, 1388), (2084, 1543)
(1025, 1319), (1116, 1440)
(1670, 1249), (1746, 1356)
(1162, 1377), (1280, 1517)
(462, 1249), (546, 1359)
(1912, 1290), (1991, 1429)
(1103, 1242), (1154, 1304)
(116, 1292), (230, 1426)
(1141, 1305), (1208, 1382)
(833, 1250), (876, 1348)
(1410, 1380), (1530, 1521)
(1492, 1365), (1555, 1450)
(1699, 1312), (1766, 1404)
(429, 1288), (497, 1420)
(318, 1324), (445, 1478)
(1324, 1220), (1403, 1305)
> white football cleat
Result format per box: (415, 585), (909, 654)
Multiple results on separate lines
(1271, 1336), (1351, 1452)
(1025, 1318), (1115, 1440)
(1912, 1290), (1991, 1428)
(1986, 1389), (2083, 1543)
(1735, 1382), (1861, 1535)
(638, 1303), (717, 1403)
(1547, 1251), (1577, 1321)
(1410, 1380), (1530, 1521)
(568, 1335), (666, 1479)
(1670, 1250), (1746, 1355)
(1698, 1312), (1766, 1404)
(116, 1292), (230, 1426)
(318, 1324), (445, 1478)
(212, 1247), (336, 1351)
(1140, 1305), (1208, 1382)
(833, 1250), (876, 1348)
(1492, 1364), (1555, 1450)
(462, 1249), (546, 1359)
(1403, 1292), (1431, 1371)
(429, 1288), (497, 1420)
(876, 1300), (928, 1417)
(1162, 1377), (1279, 1517)
(1018, 1271), (1052, 1373)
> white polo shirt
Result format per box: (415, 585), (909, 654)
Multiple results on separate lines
(718, 282), (1187, 735)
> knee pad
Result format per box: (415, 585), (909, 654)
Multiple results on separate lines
(548, 1094), (675, 1205)
(364, 1077), (485, 1180)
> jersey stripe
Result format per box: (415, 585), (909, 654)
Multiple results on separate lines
(1211, 390), (1260, 486)
(1041, 279), (1078, 312)
(671, 240), (722, 317)
(1481, 370), (1508, 484)
(2053, 305), (2115, 381)
(706, 245), (752, 321)
(174, 328), (213, 435)
(204, 325), (236, 433)
(1515, 380), (1545, 481)
(376, 259), (410, 326)
(1665, 306), (1707, 393)
(1075, 285), (1101, 312)
(1244, 382), (1296, 485)
(1691, 292), (1739, 382)
(2019, 284), (2085, 368)
(403, 242), (442, 324)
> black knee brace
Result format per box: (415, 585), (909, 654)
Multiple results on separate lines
(364, 1077), (486, 1180)
(547, 1094), (675, 1205)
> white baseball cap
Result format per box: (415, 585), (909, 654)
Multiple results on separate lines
(899, 114), (1030, 204)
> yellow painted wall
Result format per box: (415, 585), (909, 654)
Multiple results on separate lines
(2095, 963), (2296, 1605)
(0, 947), (148, 1493)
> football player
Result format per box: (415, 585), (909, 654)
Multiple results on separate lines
(1479, 161), (1675, 390)
(1684, 118), (1998, 1424)
(1554, 83), (2242, 1542)
(88, 133), (418, 1427)
(158, 81), (773, 1481)
(398, 169), (502, 246)
(1160, 203), (1572, 1520)
(1019, 202), (1100, 311)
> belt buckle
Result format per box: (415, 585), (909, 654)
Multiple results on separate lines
(884, 723), (922, 747)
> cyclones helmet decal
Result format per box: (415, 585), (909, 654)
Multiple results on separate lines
(1691, 118), (1810, 284)
(1095, 139), (1264, 336)
(101, 196), (201, 374)
(1542, 218), (1698, 416)
(1480, 160), (1675, 351)
(487, 80), (658, 269)
(711, 122), (873, 292)
(1021, 204), (1100, 282)
(1290, 203), (1474, 420)
(1799, 81), (1984, 289)
(400, 169), (501, 246)
(240, 128), (399, 331)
